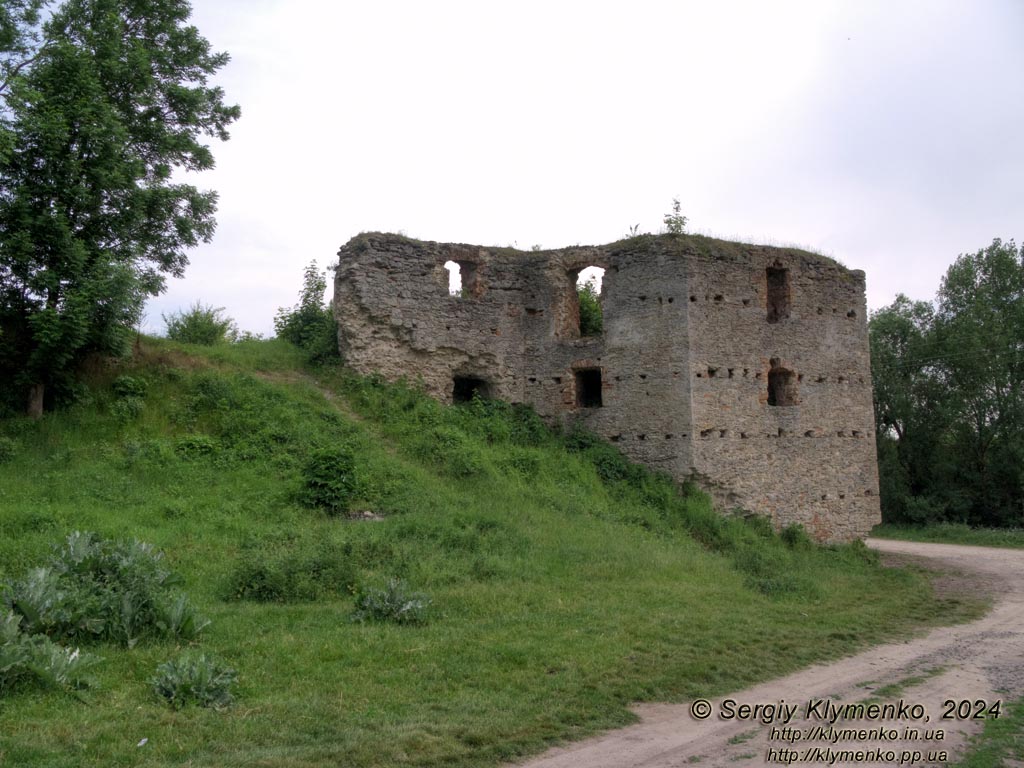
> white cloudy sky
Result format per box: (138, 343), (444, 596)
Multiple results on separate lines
(146, 0), (1024, 335)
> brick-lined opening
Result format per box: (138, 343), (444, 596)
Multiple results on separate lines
(572, 266), (605, 337)
(767, 359), (798, 406)
(575, 368), (602, 408)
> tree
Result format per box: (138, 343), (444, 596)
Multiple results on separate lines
(274, 261), (339, 364)
(932, 239), (1024, 525)
(870, 239), (1024, 526)
(0, 0), (239, 416)
(869, 295), (951, 522)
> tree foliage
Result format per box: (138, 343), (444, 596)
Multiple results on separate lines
(273, 261), (338, 364)
(871, 238), (1024, 526)
(0, 0), (239, 415)
(577, 278), (602, 337)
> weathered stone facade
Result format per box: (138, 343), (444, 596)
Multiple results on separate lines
(334, 232), (881, 541)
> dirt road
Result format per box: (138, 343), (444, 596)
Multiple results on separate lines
(516, 539), (1024, 768)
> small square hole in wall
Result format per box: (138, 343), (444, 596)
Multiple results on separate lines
(575, 368), (603, 408)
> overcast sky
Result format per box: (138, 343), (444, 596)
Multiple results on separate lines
(145, 0), (1024, 335)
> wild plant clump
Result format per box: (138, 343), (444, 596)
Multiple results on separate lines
(0, 611), (98, 695)
(300, 445), (358, 514)
(352, 578), (431, 625)
(1, 531), (209, 648)
(152, 652), (237, 710)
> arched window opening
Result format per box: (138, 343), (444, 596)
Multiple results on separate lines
(444, 261), (462, 296)
(766, 263), (791, 323)
(574, 266), (605, 337)
(444, 260), (480, 297)
(452, 376), (491, 403)
(767, 359), (798, 407)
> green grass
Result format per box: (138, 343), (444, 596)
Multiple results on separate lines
(952, 697), (1024, 767)
(0, 337), (987, 767)
(872, 523), (1024, 549)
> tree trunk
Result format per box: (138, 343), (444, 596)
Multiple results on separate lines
(27, 382), (44, 419)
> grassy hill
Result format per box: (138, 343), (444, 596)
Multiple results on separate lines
(0, 338), (983, 767)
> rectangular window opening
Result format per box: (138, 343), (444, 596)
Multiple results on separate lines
(575, 368), (603, 408)
(766, 265), (791, 323)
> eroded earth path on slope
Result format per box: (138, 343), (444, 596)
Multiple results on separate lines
(516, 539), (1024, 768)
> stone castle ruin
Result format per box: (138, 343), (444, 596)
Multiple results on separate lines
(334, 232), (881, 542)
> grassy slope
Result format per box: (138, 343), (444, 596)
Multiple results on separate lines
(0, 339), (985, 768)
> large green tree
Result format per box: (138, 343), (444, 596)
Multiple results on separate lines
(0, 0), (238, 415)
(870, 239), (1024, 526)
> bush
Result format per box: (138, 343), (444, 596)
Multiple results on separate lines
(352, 578), (430, 625)
(111, 375), (147, 399)
(152, 652), (237, 710)
(300, 445), (358, 514)
(2, 532), (208, 648)
(164, 302), (238, 346)
(781, 523), (813, 549)
(111, 396), (145, 423)
(274, 261), (339, 364)
(225, 537), (357, 602)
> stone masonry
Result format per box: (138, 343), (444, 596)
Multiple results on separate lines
(334, 232), (881, 542)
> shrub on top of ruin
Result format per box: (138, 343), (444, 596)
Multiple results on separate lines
(663, 197), (688, 235)
(164, 302), (238, 346)
(274, 261), (339, 365)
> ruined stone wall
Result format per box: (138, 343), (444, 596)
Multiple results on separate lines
(334, 232), (880, 541)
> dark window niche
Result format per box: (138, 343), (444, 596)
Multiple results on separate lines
(767, 361), (798, 407)
(575, 368), (603, 408)
(766, 265), (791, 323)
(452, 376), (491, 403)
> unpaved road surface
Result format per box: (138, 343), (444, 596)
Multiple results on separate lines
(516, 539), (1024, 768)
